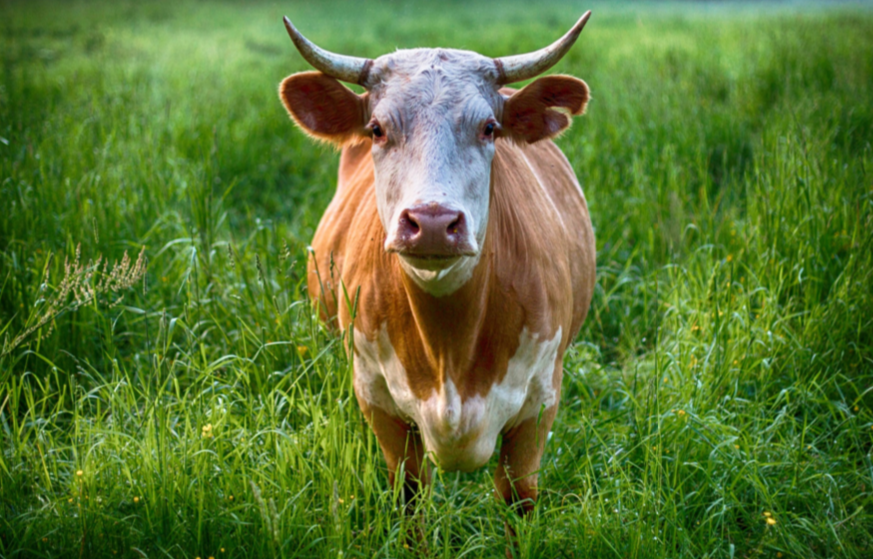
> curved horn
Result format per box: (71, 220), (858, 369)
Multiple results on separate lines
(283, 16), (373, 86)
(494, 11), (591, 85)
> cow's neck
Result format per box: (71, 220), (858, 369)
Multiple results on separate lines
(397, 249), (492, 377)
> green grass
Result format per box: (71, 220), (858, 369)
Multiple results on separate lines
(2, 0), (872, 557)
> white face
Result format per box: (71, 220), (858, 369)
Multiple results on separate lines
(365, 49), (504, 283)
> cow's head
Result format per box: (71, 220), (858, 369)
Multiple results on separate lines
(280, 13), (590, 295)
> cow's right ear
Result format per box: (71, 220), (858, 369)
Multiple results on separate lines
(279, 71), (368, 145)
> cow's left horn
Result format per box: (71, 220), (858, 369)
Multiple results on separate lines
(494, 10), (591, 85)
(283, 16), (373, 86)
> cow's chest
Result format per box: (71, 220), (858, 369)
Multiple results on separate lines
(353, 323), (562, 471)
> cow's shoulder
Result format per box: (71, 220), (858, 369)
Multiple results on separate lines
(307, 139), (385, 324)
(489, 138), (596, 342)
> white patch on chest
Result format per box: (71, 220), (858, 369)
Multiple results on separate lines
(353, 323), (562, 471)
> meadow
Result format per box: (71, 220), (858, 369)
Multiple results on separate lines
(1, 0), (872, 557)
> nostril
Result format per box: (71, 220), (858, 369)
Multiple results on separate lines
(398, 210), (420, 236)
(447, 217), (460, 234)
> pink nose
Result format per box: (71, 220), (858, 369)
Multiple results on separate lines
(389, 203), (475, 257)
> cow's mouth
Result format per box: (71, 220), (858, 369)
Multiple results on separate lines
(398, 252), (466, 271)
(402, 253), (463, 261)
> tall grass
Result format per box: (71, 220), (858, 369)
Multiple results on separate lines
(1, 1), (871, 557)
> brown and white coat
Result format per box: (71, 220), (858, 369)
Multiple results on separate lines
(279, 12), (596, 513)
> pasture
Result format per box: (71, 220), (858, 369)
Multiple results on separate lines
(1, 0), (872, 557)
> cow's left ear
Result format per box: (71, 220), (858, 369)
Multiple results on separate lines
(279, 71), (369, 145)
(501, 75), (589, 144)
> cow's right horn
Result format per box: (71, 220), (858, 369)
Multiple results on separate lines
(283, 16), (374, 86)
(494, 11), (591, 85)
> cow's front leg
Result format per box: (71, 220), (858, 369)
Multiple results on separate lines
(362, 405), (430, 513)
(495, 404), (558, 558)
(495, 404), (558, 514)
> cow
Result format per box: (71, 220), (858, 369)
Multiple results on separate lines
(278, 11), (596, 522)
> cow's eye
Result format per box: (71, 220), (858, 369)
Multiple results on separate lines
(369, 120), (387, 144)
(483, 122), (495, 137)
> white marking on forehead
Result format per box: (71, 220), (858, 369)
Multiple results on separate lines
(370, 50), (500, 133)
(370, 48), (500, 88)
(353, 323), (562, 472)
